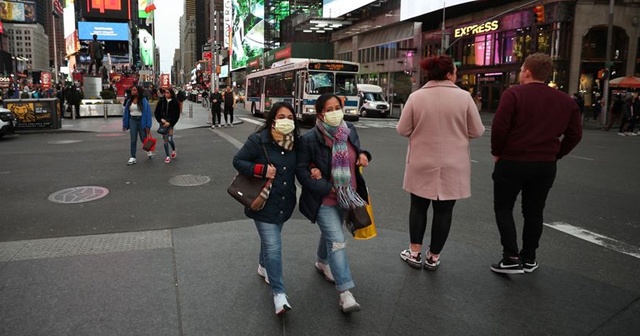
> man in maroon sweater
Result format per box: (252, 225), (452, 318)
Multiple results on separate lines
(490, 53), (582, 274)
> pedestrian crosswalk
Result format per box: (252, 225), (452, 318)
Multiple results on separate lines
(352, 119), (398, 129)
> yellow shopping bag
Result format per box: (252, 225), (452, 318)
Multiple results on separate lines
(354, 193), (377, 240)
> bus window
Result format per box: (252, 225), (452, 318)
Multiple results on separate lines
(308, 72), (334, 94)
(336, 73), (358, 95)
(248, 78), (262, 97)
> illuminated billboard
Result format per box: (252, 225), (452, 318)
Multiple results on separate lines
(82, 0), (132, 20)
(139, 28), (154, 67)
(322, 0), (375, 18)
(400, 0), (477, 21)
(138, 0), (149, 19)
(63, 3), (75, 37)
(0, 0), (37, 23)
(78, 21), (129, 41)
(230, 0), (265, 71)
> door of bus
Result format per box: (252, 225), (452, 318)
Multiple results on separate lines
(294, 71), (307, 119)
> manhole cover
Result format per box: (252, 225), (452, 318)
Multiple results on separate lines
(169, 175), (210, 187)
(96, 133), (125, 137)
(48, 140), (83, 144)
(48, 186), (109, 204)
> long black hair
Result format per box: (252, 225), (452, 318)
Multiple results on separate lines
(257, 101), (300, 143)
(314, 93), (343, 116)
(126, 85), (144, 112)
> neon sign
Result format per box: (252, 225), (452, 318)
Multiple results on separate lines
(454, 20), (499, 38)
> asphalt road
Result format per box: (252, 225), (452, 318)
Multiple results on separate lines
(1, 107), (639, 296)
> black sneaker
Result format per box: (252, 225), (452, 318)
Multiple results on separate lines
(523, 260), (539, 273)
(490, 257), (524, 274)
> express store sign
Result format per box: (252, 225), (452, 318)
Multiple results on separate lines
(454, 20), (499, 38)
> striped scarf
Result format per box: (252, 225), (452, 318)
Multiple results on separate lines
(317, 119), (366, 209)
(271, 130), (294, 151)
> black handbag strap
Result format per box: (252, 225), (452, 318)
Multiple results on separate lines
(262, 144), (271, 165)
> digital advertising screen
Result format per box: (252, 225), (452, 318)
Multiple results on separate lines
(230, 0), (265, 71)
(78, 21), (129, 41)
(82, 0), (132, 20)
(322, 0), (375, 18)
(138, 0), (148, 19)
(0, 0), (37, 23)
(63, 3), (75, 37)
(400, 0), (477, 21)
(139, 28), (154, 67)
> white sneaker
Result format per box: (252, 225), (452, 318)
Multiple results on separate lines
(127, 157), (136, 165)
(315, 262), (335, 282)
(618, 132), (626, 136)
(339, 291), (361, 313)
(147, 151), (154, 158)
(274, 293), (292, 315)
(230, 124), (234, 128)
(257, 264), (270, 284)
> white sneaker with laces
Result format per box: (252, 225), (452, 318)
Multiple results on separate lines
(127, 157), (136, 165)
(339, 291), (361, 313)
(147, 151), (154, 158)
(315, 262), (335, 282)
(274, 293), (292, 315)
(257, 264), (270, 284)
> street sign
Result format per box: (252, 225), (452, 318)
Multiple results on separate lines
(213, 43), (221, 52)
(203, 44), (211, 52)
(203, 51), (213, 60)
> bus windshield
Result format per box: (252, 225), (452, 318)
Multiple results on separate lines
(307, 71), (358, 95)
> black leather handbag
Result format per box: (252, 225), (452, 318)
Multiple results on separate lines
(227, 145), (272, 211)
(345, 206), (372, 235)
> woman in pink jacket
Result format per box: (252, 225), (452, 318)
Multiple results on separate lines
(397, 55), (484, 271)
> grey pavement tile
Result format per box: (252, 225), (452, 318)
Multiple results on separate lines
(0, 249), (178, 336)
(173, 220), (639, 336)
(10, 230), (171, 261)
(591, 298), (640, 336)
(0, 240), (28, 262)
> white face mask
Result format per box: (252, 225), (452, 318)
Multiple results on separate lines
(274, 118), (295, 135)
(323, 109), (344, 127)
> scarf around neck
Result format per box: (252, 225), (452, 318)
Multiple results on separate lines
(316, 119), (366, 209)
(271, 130), (294, 151)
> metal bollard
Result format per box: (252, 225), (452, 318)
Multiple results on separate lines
(189, 103), (193, 118)
(104, 104), (108, 120)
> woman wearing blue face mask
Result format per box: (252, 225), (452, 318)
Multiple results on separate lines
(233, 102), (303, 316)
(296, 93), (372, 313)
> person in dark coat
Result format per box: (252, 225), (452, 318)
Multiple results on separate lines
(222, 86), (236, 127)
(209, 88), (223, 128)
(232, 102), (303, 316)
(296, 93), (372, 313)
(154, 88), (181, 163)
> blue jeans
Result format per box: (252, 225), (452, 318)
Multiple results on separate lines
(316, 205), (354, 292)
(254, 220), (285, 294)
(162, 128), (175, 157)
(129, 117), (145, 157)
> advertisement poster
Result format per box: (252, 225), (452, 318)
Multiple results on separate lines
(160, 74), (170, 89)
(41, 72), (52, 89)
(7, 100), (58, 128)
(0, 0), (36, 23)
(65, 31), (80, 57)
(230, 0), (288, 70)
(78, 21), (129, 41)
(82, 0), (132, 20)
(139, 28), (154, 67)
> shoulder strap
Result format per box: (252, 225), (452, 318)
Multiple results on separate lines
(261, 144), (271, 164)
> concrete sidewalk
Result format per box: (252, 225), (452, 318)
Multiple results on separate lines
(1, 220), (638, 336)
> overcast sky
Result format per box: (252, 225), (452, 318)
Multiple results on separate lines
(154, 0), (184, 73)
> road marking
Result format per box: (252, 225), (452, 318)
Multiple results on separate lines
(211, 129), (244, 149)
(239, 117), (264, 126)
(471, 159), (479, 163)
(545, 222), (640, 259)
(567, 155), (594, 161)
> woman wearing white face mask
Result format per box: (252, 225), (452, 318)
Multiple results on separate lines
(296, 93), (372, 313)
(233, 102), (305, 316)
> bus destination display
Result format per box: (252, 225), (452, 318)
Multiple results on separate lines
(309, 62), (359, 72)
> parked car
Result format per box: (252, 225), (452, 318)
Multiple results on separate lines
(357, 84), (390, 117)
(0, 107), (17, 138)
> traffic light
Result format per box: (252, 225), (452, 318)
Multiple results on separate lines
(533, 5), (545, 24)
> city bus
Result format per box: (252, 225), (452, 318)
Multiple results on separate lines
(244, 59), (360, 123)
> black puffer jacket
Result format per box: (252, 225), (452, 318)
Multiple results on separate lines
(296, 123), (371, 223)
(154, 98), (181, 127)
(233, 129), (297, 223)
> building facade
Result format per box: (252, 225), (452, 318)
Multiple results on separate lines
(43, 0), (65, 71)
(4, 23), (50, 73)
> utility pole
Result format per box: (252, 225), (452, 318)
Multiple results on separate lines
(440, 2), (446, 55)
(601, 0), (615, 125)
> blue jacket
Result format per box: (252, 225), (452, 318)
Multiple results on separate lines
(122, 97), (153, 129)
(296, 123), (371, 223)
(233, 129), (297, 224)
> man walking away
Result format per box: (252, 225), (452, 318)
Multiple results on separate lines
(604, 94), (623, 131)
(222, 86), (236, 127)
(490, 53), (582, 274)
(210, 88), (223, 128)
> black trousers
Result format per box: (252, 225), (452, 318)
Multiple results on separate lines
(211, 105), (221, 125)
(492, 160), (557, 261)
(224, 106), (234, 124)
(408, 193), (456, 254)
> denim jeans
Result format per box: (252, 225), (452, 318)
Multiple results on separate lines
(316, 205), (354, 292)
(129, 117), (145, 157)
(493, 160), (557, 261)
(162, 129), (175, 157)
(254, 220), (285, 294)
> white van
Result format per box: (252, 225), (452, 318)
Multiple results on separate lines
(357, 84), (390, 118)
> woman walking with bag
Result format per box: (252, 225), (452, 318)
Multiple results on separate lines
(397, 55), (484, 271)
(122, 85), (153, 165)
(232, 102), (301, 316)
(154, 88), (181, 164)
(296, 93), (371, 313)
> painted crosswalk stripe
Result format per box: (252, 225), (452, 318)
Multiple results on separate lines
(568, 155), (594, 161)
(545, 222), (640, 259)
(239, 117), (264, 126)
